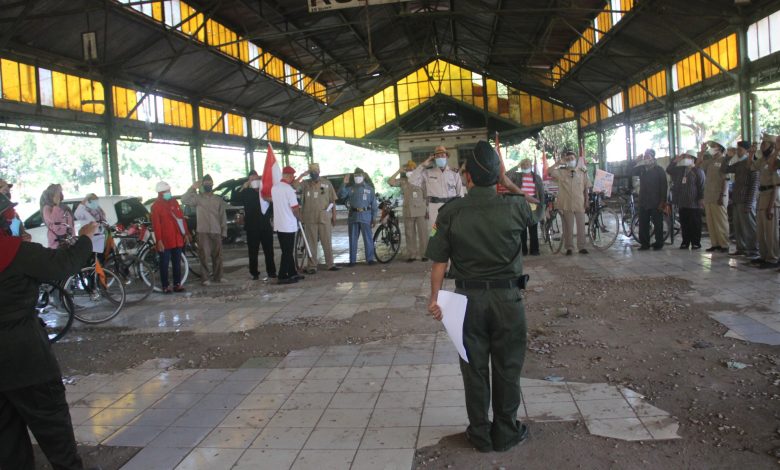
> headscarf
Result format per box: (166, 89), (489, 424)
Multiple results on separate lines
(81, 193), (106, 223)
(40, 184), (63, 213)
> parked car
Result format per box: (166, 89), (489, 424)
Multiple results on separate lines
(24, 195), (148, 247)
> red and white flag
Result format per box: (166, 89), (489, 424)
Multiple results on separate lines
(541, 150), (550, 180)
(260, 143), (282, 214)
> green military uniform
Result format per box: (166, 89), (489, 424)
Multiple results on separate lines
(300, 177), (338, 271)
(426, 141), (535, 452)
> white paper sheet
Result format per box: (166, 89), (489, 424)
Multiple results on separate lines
(325, 203), (334, 212)
(436, 290), (469, 363)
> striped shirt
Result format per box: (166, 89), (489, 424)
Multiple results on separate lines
(521, 173), (536, 195)
(721, 158), (759, 208)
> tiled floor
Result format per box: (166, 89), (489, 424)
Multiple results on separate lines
(64, 333), (680, 470)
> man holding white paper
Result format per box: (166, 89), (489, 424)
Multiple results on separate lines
(426, 140), (535, 453)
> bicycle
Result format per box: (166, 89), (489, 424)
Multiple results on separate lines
(373, 195), (401, 263)
(540, 192), (564, 254)
(62, 259), (126, 324)
(294, 221), (314, 273)
(586, 191), (620, 251)
(114, 220), (191, 291)
(104, 224), (156, 304)
(37, 281), (74, 343)
(617, 188), (638, 238)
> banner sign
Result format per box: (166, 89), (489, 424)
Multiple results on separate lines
(309, 0), (411, 13)
(593, 169), (615, 198)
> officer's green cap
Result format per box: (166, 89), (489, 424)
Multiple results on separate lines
(467, 141), (500, 186)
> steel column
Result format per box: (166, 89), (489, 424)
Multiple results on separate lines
(665, 65), (678, 156)
(737, 24), (753, 141)
(246, 117), (255, 172)
(191, 101), (203, 182)
(102, 79), (121, 195)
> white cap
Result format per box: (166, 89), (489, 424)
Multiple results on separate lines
(156, 181), (171, 193)
(682, 149), (698, 158)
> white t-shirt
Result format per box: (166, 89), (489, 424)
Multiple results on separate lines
(271, 182), (299, 233)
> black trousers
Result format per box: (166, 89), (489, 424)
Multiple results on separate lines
(679, 208), (702, 246)
(0, 379), (83, 470)
(247, 229), (276, 277)
(277, 231), (297, 280)
(520, 223), (539, 255)
(638, 208), (664, 248)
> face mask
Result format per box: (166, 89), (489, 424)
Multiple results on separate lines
(87, 200), (99, 210)
(521, 168), (532, 174)
(679, 158), (694, 167)
(250, 180), (261, 189)
(566, 160), (576, 168)
(203, 184), (213, 192)
(10, 218), (20, 236)
(435, 157), (448, 168)
(163, 192), (173, 201)
(310, 172), (319, 180)
(354, 176), (364, 184)
(739, 154), (748, 161)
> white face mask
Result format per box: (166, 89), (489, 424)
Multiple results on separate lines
(679, 158), (694, 167)
(521, 167), (532, 174)
(435, 157), (448, 168)
(250, 180), (261, 189)
(566, 160), (577, 168)
(354, 176), (364, 184)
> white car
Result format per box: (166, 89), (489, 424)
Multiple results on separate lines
(24, 195), (149, 247)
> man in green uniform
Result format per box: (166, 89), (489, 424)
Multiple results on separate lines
(426, 140), (535, 453)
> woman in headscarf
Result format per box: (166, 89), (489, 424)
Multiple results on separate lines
(74, 193), (108, 259)
(150, 181), (188, 293)
(40, 184), (74, 249)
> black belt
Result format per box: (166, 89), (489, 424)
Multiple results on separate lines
(429, 197), (455, 204)
(455, 275), (529, 290)
(759, 184), (779, 192)
(350, 207), (368, 212)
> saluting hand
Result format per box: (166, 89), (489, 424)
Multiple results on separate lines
(428, 298), (443, 321)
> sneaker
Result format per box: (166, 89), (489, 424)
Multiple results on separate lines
(493, 422), (530, 452)
(565, 249), (573, 256)
(579, 249), (589, 254)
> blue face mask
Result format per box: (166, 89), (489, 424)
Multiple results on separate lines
(87, 200), (99, 210)
(310, 172), (319, 180)
(435, 157), (448, 168)
(10, 217), (21, 236)
(163, 192), (173, 201)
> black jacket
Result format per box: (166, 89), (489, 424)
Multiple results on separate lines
(0, 236), (92, 391)
(239, 188), (273, 232)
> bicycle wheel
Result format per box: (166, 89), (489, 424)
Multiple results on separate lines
(37, 282), (74, 343)
(107, 253), (155, 304)
(183, 241), (201, 280)
(66, 267), (126, 324)
(548, 211), (564, 254)
(294, 229), (308, 272)
(538, 221), (554, 254)
(373, 222), (401, 263)
(589, 207), (620, 251)
(140, 247), (189, 291)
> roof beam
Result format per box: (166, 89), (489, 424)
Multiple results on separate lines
(483, 0), (503, 69)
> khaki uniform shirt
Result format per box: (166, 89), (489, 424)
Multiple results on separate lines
(182, 188), (227, 236)
(549, 167), (591, 213)
(408, 166), (463, 200)
(388, 177), (426, 218)
(700, 156), (729, 205)
(751, 157), (780, 210)
(300, 178), (337, 224)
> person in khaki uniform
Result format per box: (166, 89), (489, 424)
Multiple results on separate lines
(697, 141), (730, 252)
(751, 134), (780, 268)
(296, 163), (340, 274)
(407, 145), (463, 232)
(549, 151), (591, 255)
(388, 161), (428, 262)
(182, 174), (227, 285)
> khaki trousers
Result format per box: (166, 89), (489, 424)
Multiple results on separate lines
(756, 195), (779, 263)
(705, 203), (729, 248)
(304, 222), (334, 270)
(403, 215), (427, 259)
(561, 210), (587, 251)
(198, 232), (223, 282)
(427, 202), (445, 230)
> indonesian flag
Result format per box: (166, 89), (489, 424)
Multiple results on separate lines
(260, 143), (281, 214)
(541, 150), (551, 180)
